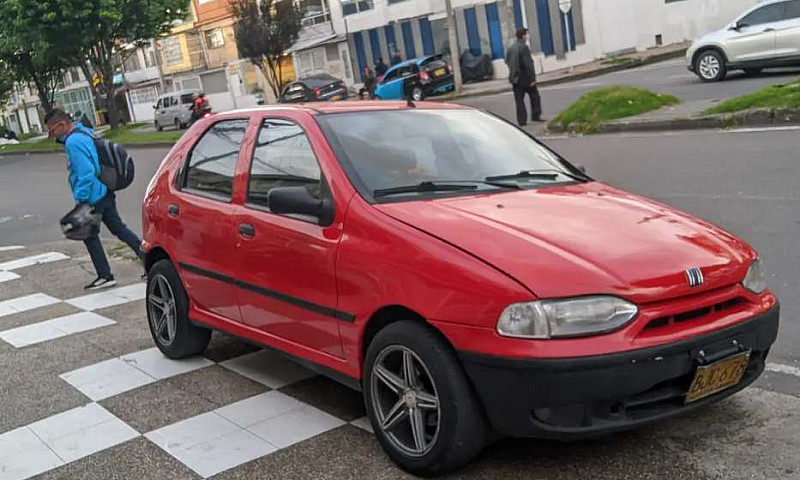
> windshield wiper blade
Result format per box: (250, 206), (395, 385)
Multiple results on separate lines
(485, 170), (561, 182)
(373, 182), (479, 198)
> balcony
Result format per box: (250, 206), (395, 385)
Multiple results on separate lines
(123, 66), (162, 85)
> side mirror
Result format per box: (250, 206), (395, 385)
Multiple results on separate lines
(153, 105), (158, 110)
(269, 186), (334, 226)
(729, 21), (743, 31)
(576, 165), (587, 174)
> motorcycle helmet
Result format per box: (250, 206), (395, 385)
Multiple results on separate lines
(60, 204), (102, 241)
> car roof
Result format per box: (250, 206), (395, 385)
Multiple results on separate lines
(211, 101), (471, 118)
(384, 55), (442, 75)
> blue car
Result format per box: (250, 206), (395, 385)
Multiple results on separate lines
(374, 54), (455, 101)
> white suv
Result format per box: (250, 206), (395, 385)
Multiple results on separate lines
(687, 0), (800, 82)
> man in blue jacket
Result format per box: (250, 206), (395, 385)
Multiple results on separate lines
(45, 109), (142, 290)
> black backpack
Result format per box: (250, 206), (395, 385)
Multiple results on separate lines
(70, 130), (135, 191)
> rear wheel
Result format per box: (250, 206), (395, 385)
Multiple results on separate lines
(363, 320), (487, 476)
(174, 118), (182, 130)
(154, 120), (162, 132)
(694, 50), (726, 82)
(411, 86), (424, 102)
(147, 260), (211, 359)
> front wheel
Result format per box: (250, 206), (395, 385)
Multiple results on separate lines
(154, 120), (162, 132)
(411, 86), (424, 102)
(363, 320), (487, 476)
(147, 260), (211, 359)
(694, 50), (727, 82)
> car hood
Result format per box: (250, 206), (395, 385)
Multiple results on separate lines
(375, 182), (754, 303)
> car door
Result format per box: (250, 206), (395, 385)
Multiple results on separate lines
(167, 118), (251, 322)
(233, 114), (345, 358)
(727, 3), (784, 63)
(376, 68), (403, 99)
(155, 98), (166, 125)
(775, 0), (800, 58)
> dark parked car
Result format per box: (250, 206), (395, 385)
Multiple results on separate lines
(279, 74), (348, 103)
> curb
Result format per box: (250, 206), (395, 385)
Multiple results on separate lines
(436, 47), (688, 102)
(547, 107), (800, 134)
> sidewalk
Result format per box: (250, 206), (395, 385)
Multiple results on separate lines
(438, 42), (690, 101)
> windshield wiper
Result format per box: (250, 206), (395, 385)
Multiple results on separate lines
(373, 180), (523, 198)
(485, 169), (584, 182)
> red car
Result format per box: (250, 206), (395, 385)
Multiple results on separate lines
(142, 102), (779, 475)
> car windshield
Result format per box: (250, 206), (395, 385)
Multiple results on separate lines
(317, 109), (584, 201)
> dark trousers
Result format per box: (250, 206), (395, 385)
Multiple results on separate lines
(512, 83), (542, 125)
(84, 193), (142, 278)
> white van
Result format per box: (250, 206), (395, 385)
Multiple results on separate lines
(154, 90), (199, 131)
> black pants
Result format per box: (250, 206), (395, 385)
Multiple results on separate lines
(513, 83), (542, 125)
(84, 193), (142, 278)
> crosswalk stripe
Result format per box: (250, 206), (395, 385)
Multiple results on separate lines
(766, 363), (800, 379)
(0, 311), (115, 348)
(0, 245), (25, 252)
(66, 283), (146, 311)
(0, 293), (60, 318)
(0, 252), (69, 271)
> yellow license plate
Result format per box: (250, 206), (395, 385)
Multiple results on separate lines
(685, 350), (750, 404)
(434, 68), (445, 77)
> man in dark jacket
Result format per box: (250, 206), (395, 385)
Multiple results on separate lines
(375, 58), (389, 77)
(506, 28), (543, 125)
(45, 108), (143, 290)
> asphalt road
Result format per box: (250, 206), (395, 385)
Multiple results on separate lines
(458, 59), (800, 123)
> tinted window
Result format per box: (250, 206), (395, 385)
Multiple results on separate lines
(184, 119), (249, 200)
(741, 3), (784, 25)
(156, 99), (162, 109)
(785, 0), (800, 18)
(304, 75), (339, 87)
(247, 119), (322, 210)
(181, 93), (195, 104)
(382, 69), (399, 81)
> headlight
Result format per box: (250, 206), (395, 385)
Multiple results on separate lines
(742, 258), (767, 294)
(496, 296), (638, 339)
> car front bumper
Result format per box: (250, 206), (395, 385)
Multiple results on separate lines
(458, 304), (779, 439)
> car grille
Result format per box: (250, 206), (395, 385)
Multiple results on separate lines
(643, 296), (747, 331)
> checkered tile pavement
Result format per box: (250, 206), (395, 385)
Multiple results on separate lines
(3, 241), (800, 480)
(0, 245), (374, 480)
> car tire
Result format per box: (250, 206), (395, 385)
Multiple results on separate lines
(694, 50), (727, 82)
(363, 320), (488, 476)
(411, 86), (424, 102)
(146, 259), (211, 359)
(174, 119), (182, 130)
(744, 68), (763, 76)
(155, 120), (162, 132)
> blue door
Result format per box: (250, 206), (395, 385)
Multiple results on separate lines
(375, 67), (405, 99)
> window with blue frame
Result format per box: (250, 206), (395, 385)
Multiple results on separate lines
(342, 0), (373, 15)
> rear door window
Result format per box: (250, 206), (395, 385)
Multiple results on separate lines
(784, 0), (800, 18)
(246, 118), (323, 211)
(741, 3), (785, 25)
(181, 93), (195, 105)
(183, 119), (249, 201)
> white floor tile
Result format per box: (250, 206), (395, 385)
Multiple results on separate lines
(145, 412), (241, 453)
(165, 428), (276, 479)
(28, 403), (138, 463)
(121, 348), (213, 380)
(350, 416), (374, 434)
(0, 245), (24, 252)
(0, 293), (60, 319)
(60, 358), (157, 402)
(0, 252), (69, 271)
(0, 312), (115, 348)
(248, 404), (345, 449)
(0, 271), (20, 284)
(220, 349), (315, 389)
(0, 427), (64, 480)
(216, 391), (303, 428)
(66, 283), (146, 311)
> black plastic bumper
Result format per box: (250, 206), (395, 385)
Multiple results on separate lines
(458, 305), (779, 439)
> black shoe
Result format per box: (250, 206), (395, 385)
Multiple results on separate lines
(519, 122), (528, 127)
(85, 276), (117, 291)
(531, 117), (546, 122)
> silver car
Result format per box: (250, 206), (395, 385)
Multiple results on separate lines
(153, 90), (199, 131)
(687, 0), (800, 82)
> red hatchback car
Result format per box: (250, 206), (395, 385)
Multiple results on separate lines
(142, 102), (779, 475)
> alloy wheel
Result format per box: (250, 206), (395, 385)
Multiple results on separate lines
(370, 345), (441, 457)
(148, 274), (178, 346)
(698, 54), (720, 80)
(412, 88), (423, 102)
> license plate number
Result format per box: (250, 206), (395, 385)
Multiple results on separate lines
(434, 68), (445, 77)
(685, 350), (750, 404)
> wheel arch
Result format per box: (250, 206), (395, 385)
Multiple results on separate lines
(144, 246), (172, 273)
(692, 45), (729, 67)
(361, 305), (455, 362)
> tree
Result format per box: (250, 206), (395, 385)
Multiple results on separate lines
(232, 0), (303, 99)
(63, 0), (190, 128)
(0, 0), (80, 113)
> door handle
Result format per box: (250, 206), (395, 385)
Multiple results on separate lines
(167, 204), (179, 217)
(763, 28), (775, 32)
(238, 223), (256, 238)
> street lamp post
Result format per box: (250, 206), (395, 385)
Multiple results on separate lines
(444, 0), (462, 93)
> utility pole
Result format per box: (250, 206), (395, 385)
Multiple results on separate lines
(153, 40), (167, 94)
(444, 0), (462, 93)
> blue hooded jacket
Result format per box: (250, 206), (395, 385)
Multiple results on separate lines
(63, 123), (107, 206)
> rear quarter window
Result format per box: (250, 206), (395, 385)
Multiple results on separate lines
(182, 119), (249, 201)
